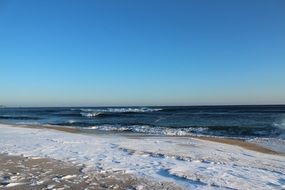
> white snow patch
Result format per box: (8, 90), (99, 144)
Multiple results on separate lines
(0, 123), (284, 190)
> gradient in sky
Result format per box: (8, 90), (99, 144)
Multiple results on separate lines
(0, 0), (285, 106)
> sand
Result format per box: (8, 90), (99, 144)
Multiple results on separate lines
(0, 154), (181, 190)
(195, 136), (280, 155)
(1, 123), (284, 189)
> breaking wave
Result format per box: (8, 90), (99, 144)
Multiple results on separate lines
(273, 118), (285, 138)
(80, 107), (163, 118)
(85, 124), (284, 138)
(273, 119), (285, 130)
(80, 112), (103, 118)
(87, 124), (207, 136)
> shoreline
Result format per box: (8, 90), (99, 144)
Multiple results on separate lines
(11, 123), (281, 155)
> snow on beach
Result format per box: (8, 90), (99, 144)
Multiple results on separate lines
(0, 124), (285, 189)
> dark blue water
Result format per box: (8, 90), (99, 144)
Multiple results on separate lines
(0, 105), (285, 138)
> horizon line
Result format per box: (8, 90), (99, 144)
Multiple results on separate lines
(1, 104), (285, 108)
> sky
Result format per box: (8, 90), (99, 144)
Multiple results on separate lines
(0, 0), (285, 107)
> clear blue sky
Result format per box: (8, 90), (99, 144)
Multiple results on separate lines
(0, 0), (284, 106)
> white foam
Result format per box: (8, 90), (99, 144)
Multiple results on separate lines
(87, 124), (208, 136)
(67, 120), (76, 124)
(79, 107), (163, 117)
(80, 107), (162, 113)
(80, 112), (102, 117)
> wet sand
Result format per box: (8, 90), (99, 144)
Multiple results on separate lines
(16, 124), (81, 134)
(195, 136), (280, 155)
(125, 135), (280, 155)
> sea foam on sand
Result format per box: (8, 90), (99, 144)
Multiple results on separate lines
(0, 124), (284, 190)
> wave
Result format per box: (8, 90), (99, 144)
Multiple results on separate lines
(80, 112), (103, 118)
(84, 124), (284, 138)
(206, 125), (282, 137)
(273, 119), (285, 138)
(80, 107), (163, 113)
(88, 125), (208, 136)
(273, 120), (285, 130)
(79, 107), (163, 118)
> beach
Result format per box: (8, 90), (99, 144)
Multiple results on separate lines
(0, 123), (284, 189)
(0, 154), (178, 190)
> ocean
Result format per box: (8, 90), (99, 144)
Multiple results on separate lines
(0, 105), (285, 139)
